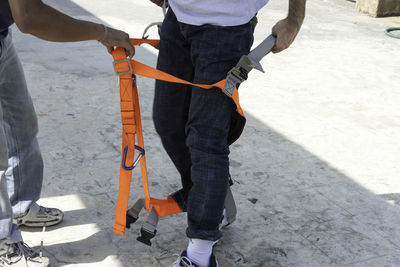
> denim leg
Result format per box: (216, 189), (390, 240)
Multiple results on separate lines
(154, 9), (256, 240)
(153, 9), (194, 206)
(0, 81), (19, 245)
(180, 20), (256, 241)
(0, 34), (25, 245)
(0, 32), (43, 242)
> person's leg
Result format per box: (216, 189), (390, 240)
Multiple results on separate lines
(0, 32), (62, 231)
(0, 32), (43, 220)
(0, 33), (23, 247)
(0, 103), (22, 247)
(184, 18), (256, 243)
(153, 9), (194, 209)
(177, 18), (256, 267)
(0, 31), (53, 267)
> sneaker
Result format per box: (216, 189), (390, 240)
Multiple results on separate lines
(169, 251), (218, 267)
(0, 242), (50, 267)
(15, 203), (63, 227)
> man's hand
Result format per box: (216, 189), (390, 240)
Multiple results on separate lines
(271, 18), (301, 53)
(150, 0), (168, 7)
(99, 27), (135, 58)
(271, 0), (306, 53)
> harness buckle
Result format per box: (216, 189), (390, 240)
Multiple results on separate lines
(122, 145), (145, 171)
(137, 209), (159, 246)
(137, 227), (157, 246)
(125, 212), (138, 229)
(224, 66), (248, 98)
(113, 58), (133, 76)
(126, 198), (145, 229)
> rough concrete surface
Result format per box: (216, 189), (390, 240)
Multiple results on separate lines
(10, 0), (400, 266)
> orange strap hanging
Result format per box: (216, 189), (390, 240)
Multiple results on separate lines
(112, 39), (245, 235)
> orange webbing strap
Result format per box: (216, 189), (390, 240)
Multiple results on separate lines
(130, 38), (160, 48)
(150, 196), (182, 217)
(117, 39), (245, 118)
(112, 39), (245, 235)
(113, 41), (182, 235)
(113, 60), (144, 234)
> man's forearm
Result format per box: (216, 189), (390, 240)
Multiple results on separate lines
(287, 0), (306, 27)
(271, 0), (306, 53)
(9, 0), (103, 42)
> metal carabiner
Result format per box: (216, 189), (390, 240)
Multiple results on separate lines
(122, 145), (145, 170)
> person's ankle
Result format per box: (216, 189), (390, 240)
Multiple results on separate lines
(186, 238), (214, 267)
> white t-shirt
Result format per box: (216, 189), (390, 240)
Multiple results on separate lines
(169, 0), (269, 26)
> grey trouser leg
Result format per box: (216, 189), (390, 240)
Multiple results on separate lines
(0, 94), (20, 245)
(0, 32), (43, 245)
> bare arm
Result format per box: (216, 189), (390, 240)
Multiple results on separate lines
(272, 0), (306, 53)
(8, 0), (135, 57)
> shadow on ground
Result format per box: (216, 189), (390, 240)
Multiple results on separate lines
(11, 0), (400, 266)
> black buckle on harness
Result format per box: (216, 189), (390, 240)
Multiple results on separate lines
(125, 198), (145, 229)
(137, 227), (157, 246)
(122, 145), (145, 170)
(224, 66), (248, 98)
(125, 212), (138, 229)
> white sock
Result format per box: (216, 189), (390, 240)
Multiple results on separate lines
(186, 238), (213, 267)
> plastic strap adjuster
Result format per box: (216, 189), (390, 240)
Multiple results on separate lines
(137, 227), (157, 246)
(224, 67), (247, 98)
(113, 58), (133, 76)
(126, 198), (145, 229)
(137, 209), (159, 246)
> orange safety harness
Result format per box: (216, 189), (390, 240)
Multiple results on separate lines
(112, 38), (244, 239)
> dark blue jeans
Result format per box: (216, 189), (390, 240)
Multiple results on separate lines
(153, 9), (256, 241)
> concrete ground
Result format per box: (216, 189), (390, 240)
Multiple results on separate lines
(10, 0), (400, 266)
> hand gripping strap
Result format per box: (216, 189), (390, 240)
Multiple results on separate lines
(112, 39), (244, 235)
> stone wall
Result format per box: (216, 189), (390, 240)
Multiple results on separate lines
(356, 0), (400, 16)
